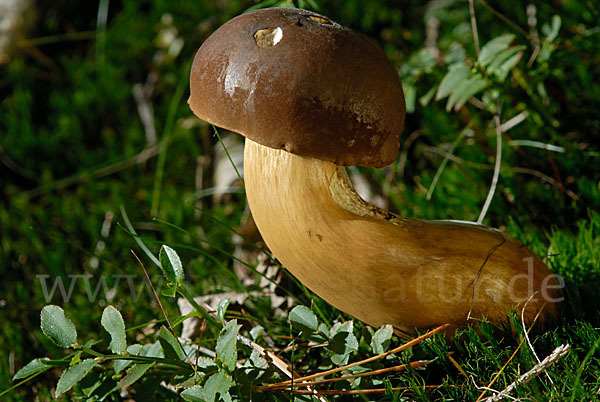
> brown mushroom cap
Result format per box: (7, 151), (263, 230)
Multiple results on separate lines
(189, 8), (405, 167)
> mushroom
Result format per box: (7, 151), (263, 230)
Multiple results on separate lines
(189, 8), (561, 336)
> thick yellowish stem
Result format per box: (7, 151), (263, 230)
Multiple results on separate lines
(244, 138), (560, 336)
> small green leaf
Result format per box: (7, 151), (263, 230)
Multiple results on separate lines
(249, 349), (268, 370)
(158, 326), (182, 360)
(317, 323), (330, 338)
(196, 356), (219, 371)
(217, 298), (230, 324)
(180, 385), (206, 402)
(40, 305), (77, 348)
(486, 46), (524, 79)
(118, 342), (162, 386)
(55, 359), (97, 398)
(307, 322), (328, 344)
(542, 15), (561, 41)
(182, 371), (233, 402)
(494, 51), (523, 81)
(407, 47), (436, 71)
(371, 324), (394, 354)
(204, 371), (233, 401)
(101, 306), (126, 354)
(419, 84), (437, 107)
(289, 305), (318, 333)
(142, 340), (164, 358)
(120, 363), (152, 389)
(78, 370), (102, 397)
(92, 379), (121, 400)
(161, 282), (178, 297)
(114, 344), (142, 374)
(242, 349), (269, 382)
(13, 358), (49, 381)
(443, 42), (467, 65)
(216, 320), (241, 370)
(447, 74), (490, 111)
(249, 325), (264, 340)
(478, 34), (515, 66)
(402, 82), (416, 113)
(159, 245), (184, 286)
(328, 321), (358, 365)
(436, 63), (471, 101)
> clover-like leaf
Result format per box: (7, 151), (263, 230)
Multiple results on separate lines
(249, 325), (264, 341)
(329, 321), (358, 366)
(289, 305), (318, 334)
(371, 324), (394, 354)
(41, 305), (77, 348)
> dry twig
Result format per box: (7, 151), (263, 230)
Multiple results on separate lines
(260, 360), (432, 391)
(477, 113), (503, 224)
(290, 384), (467, 396)
(257, 324), (448, 392)
(468, 0), (481, 57)
(484, 344), (570, 402)
(521, 295), (554, 386)
(474, 302), (546, 402)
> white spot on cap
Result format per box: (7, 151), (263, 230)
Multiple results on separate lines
(254, 27), (283, 48)
(224, 66), (236, 96)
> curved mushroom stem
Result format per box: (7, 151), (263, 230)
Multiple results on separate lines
(244, 138), (560, 336)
